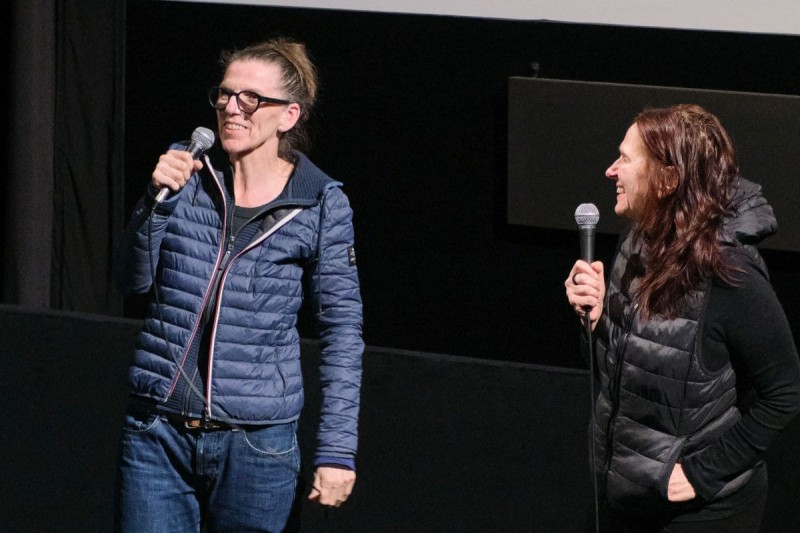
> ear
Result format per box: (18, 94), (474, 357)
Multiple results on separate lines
(279, 102), (302, 132)
(658, 166), (679, 198)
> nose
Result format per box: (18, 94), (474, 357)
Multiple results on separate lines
(224, 95), (241, 114)
(605, 158), (619, 179)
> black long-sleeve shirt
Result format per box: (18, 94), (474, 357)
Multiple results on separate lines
(679, 252), (800, 516)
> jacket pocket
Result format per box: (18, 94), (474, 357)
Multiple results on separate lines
(604, 434), (687, 511)
(657, 436), (687, 500)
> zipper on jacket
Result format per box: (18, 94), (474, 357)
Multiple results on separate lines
(164, 156), (229, 401)
(203, 207), (304, 418)
(602, 301), (638, 488)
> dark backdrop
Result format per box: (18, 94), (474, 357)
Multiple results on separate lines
(4, 0), (125, 313)
(124, 1), (800, 368)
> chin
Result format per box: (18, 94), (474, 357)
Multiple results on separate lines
(221, 140), (243, 153)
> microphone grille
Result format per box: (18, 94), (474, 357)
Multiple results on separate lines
(191, 127), (216, 151)
(574, 203), (600, 227)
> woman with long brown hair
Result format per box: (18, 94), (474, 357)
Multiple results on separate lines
(566, 104), (800, 531)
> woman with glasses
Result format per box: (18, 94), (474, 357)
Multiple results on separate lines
(566, 104), (800, 532)
(114, 38), (363, 531)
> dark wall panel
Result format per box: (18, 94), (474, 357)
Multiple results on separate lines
(3, 306), (799, 531)
(508, 78), (800, 252)
(0, 307), (593, 532)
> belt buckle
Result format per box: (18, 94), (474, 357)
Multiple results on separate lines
(202, 418), (217, 430)
(183, 418), (204, 430)
(183, 416), (225, 430)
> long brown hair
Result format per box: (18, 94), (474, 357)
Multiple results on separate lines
(632, 104), (738, 319)
(220, 37), (319, 162)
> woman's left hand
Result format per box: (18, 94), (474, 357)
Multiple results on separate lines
(668, 463), (697, 502)
(308, 466), (356, 507)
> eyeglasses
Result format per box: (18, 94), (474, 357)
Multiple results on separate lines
(208, 87), (290, 113)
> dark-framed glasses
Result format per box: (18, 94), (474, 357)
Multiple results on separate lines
(208, 87), (290, 113)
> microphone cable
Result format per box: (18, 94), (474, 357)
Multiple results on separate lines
(583, 311), (600, 533)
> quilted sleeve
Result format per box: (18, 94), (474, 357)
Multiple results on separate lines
(310, 186), (365, 464)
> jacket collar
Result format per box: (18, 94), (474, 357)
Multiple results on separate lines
(284, 151), (341, 205)
(208, 150), (341, 209)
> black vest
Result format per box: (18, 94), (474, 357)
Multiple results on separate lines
(594, 231), (753, 513)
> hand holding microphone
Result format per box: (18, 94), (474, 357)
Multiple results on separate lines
(566, 203), (605, 327)
(153, 127), (215, 204)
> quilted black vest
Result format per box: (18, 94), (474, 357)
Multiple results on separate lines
(593, 230), (753, 513)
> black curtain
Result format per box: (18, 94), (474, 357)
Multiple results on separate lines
(4, 0), (125, 315)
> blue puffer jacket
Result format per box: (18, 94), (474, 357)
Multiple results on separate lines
(114, 149), (363, 462)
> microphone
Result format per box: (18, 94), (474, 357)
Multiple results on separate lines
(574, 203), (600, 263)
(154, 127), (216, 204)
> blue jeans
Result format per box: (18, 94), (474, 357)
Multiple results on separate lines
(114, 404), (300, 533)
